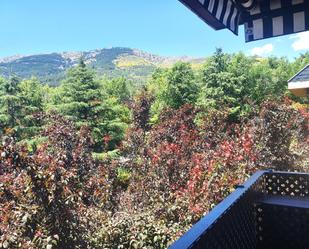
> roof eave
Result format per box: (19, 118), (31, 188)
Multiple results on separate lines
(288, 81), (309, 90)
(179, 0), (226, 31)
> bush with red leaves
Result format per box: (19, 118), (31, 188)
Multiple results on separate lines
(111, 100), (307, 247)
(254, 100), (308, 171)
(0, 115), (111, 249)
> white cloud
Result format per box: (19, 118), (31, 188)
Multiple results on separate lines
(290, 31), (309, 51)
(250, 43), (274, 56)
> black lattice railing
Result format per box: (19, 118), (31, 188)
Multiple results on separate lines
(170, 170), (309, 249)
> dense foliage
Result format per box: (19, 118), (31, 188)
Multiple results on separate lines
(0, 50), (308, 248)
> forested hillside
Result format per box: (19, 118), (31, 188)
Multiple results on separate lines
(0, 49), (308, 249)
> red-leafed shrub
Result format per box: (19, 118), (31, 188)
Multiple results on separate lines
(142, 105), (258, 219)
(0, 115), (111, 249)
(254, 100), (308, 171)
(107, 100), (307, 248)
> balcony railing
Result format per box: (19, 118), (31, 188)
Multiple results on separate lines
(170, 170), (309, 249)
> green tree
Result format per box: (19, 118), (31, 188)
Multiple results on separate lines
(148, 63), (198, 123)
(54, 59), (130, 150)
(19, 77), (44, 112)
(157, 62), (198, 110)
(247, 57), (292, 104)
(0, 76), (21, 133)
(91, 96), (130, 150)
(18, 77), (44, 140)
(148, 68), (168, 123)
(198, 50), (247, 118)
(205, 48), (229, 74)
(56, 59), (102, 122)
(198, 50), (297, 118)
(102, 77), (132, 103)
(292, 52), (309, 73)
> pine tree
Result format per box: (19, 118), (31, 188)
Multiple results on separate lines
(18, 77), (44, 139)
(54, 59), (130, 150)
(198, 50), (247, 118)
(57, 58), (102, 123)
(0, 76), (21, 134)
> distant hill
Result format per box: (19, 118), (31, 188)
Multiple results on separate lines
(0, 47), (206, 86)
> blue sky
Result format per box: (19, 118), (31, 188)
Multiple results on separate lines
(0, 0), (308, 59)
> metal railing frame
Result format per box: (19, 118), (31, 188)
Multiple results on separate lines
(169, 170), (309, 249)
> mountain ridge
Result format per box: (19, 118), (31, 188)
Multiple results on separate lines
(0, 47), (206, 86)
